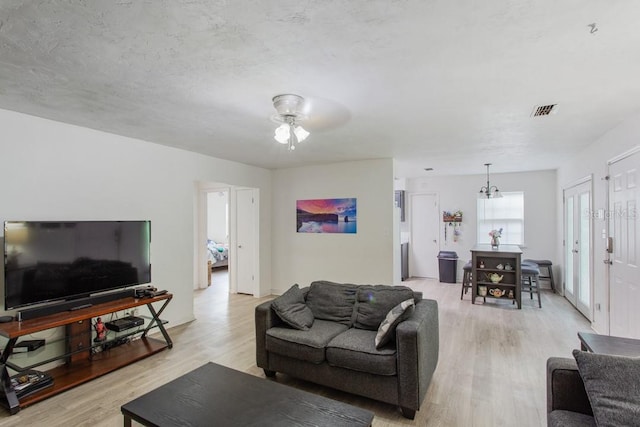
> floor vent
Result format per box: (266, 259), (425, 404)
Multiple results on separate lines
(532, 104), (557, 117)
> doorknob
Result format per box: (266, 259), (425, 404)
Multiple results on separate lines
(238, 245), (243, 249)
(603, 259), (613, 265)
(572, 249), (578, 253)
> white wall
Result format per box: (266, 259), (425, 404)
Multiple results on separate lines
(406, 170), (557, 283)
(557, 110), (640, 334)
(207, 191), (228, 243)
(271, 159), (395, 294)
(0, 109), (272, 325)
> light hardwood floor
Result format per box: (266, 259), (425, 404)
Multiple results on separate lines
(0, 271), (591, 426)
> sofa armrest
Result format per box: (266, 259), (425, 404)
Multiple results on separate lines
(395, 299), (439, 412)
(547, 357), (593, 417)
(255, 299), (282, 369)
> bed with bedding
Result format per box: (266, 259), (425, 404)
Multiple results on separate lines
(207, 240), (229, 285)
(208, 240), (229, 268)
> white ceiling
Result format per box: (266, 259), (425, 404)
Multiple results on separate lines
(1, 1), (640, 177)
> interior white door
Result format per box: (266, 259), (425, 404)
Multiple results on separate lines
(235, 188), (256, 295)
(563, 180), (592, 320)
(609, 152), (640, 338)
(410, 193), (439, 278)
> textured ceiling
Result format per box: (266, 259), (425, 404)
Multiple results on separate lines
(1, 1), (640, 177)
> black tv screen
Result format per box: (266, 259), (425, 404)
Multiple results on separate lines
(4, 221), (151, 310)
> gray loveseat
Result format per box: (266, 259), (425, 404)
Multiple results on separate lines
(255, 280), (439, 419)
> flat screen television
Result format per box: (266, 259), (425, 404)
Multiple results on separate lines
(4, 220), (151, 310)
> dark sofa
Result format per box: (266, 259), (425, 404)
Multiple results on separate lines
(547, 351), (640, 426)
(255, 280), (439, 419)
(547, 357), (595, 426)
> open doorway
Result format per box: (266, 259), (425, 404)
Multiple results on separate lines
(206, 190), (229, 289)
(195, 182), (260, 296)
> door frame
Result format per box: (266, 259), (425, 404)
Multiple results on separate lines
(196, 183), (230, 290)
(562, 175), (594, 320)
(195, 182), (260, 296)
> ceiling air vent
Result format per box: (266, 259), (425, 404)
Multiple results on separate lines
(531, 104), (557, 117)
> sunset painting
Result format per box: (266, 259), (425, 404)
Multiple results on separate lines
(296, 198), (357, 233)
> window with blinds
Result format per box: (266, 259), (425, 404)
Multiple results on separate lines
(477, 192), (524, 245)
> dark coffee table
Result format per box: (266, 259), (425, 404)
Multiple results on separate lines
(578, 332), (640, 356)
(121, 362), (374, 426)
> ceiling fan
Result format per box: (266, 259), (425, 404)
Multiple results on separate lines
(271, 94), (309, 150)
(270, 94), (351, 150)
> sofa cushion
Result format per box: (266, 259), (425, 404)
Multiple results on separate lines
(306, 281), (358, 326)
(326, 328), (397, 376)
(548, 410), (596, 427)
(266, 320), (349, 364)
(375, 298), (415, 349)
(270, 284), (314, 330)
(572, 349), (640, 427)
(354, 285), (416, 331)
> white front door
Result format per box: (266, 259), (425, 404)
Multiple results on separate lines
(235, 188), (257, 295)
(409, 193), (439, 278)
(563, 180), (592, 320)
(609, 151), (640, 338)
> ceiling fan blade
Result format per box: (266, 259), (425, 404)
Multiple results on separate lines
(300, 96), (351, 132)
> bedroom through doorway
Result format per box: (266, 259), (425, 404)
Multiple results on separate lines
(206, 190), (230, 290)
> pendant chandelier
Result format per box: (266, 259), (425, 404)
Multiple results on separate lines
(478, 163), (502, 199)
(271, 94), (309, 151)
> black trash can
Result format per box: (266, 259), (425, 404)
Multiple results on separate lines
(437, 251), (458, 283)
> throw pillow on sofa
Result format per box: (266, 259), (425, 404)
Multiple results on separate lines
(572, 349), (640, 427)
(375, 298), (415, 349)
(271, 284), (314, 330)
(306, 281), (358, 326)
(354, 285), (416, 331)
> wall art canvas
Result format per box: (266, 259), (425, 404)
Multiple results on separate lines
(296, 198), (357, 233)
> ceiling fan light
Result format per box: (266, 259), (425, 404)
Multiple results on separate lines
(293, 125), (309, 142)
(271, 94), (310, 150)
(274, 124), (290, 144)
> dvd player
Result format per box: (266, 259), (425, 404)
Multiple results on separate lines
(13, 339), (45, 353)
(105, 316), (144, 332)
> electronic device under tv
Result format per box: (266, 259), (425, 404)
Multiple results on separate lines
(3, 220), (151, 315)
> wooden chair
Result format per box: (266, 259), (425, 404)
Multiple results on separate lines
(460, 261), (473, 300)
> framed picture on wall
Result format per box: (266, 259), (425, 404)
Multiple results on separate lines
(296, 198), (357, 233)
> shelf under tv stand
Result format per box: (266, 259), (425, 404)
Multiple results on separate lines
(0, 294), (172, 414)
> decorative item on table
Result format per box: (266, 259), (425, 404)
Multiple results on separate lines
(489, 228), (503, 248)
(486, 273), (503, 283)
(504, 263), (513, 271)
(479, 260), (485, 269)
(496, 263), (504, 270)
(489, 288), (506, 297)
(508, 290), (514, 299)
(94, 317), (107, 342)
(478, 285), (487, 296)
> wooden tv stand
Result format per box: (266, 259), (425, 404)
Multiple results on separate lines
(0, 294), (172, 414)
